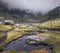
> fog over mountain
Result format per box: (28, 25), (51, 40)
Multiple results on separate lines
(0, 0), (60, 14)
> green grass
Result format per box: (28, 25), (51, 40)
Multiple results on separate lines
(0, 33), (3, 39)
(0, 30), (24, 49)
(0, 21), (60, 53)
(36, 18), (60, 53)
(0, 24), (39, 50)
(1, 50), (24, 53)
(38, 31), (60, 53)
(0, 25), (13, 31)
(39, 18), (60, 28)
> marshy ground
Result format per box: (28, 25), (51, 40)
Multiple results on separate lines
(0, 18), (60, 53)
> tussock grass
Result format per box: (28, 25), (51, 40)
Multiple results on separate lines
(0, 25), (12, 31)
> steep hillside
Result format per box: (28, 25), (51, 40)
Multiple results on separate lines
(0, 1), (60, 23)
(0, 1), (43, 23)
(43, 6), (60, 22)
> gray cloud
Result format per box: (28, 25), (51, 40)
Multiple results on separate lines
(0, 0), (60, 14)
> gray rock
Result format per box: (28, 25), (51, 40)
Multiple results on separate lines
(4, 20), (15, 25)
(26, 35), (48, 45)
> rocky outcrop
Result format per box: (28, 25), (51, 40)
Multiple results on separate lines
(26, 35), (48, 45)
(4, 20), (15, 25)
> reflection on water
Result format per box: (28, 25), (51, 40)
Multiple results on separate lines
(4, 35), (51, 53)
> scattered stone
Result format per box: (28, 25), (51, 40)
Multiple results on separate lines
(15, 23), (21, 27)
(19, 38), (22, 41)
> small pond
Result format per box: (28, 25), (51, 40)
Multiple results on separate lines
(4, 35), (52, 53)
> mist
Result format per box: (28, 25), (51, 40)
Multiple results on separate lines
(0, 0), (60, 14)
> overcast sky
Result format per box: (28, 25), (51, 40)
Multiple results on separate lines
(0, 0), (60, 14)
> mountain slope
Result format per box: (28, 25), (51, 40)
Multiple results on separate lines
(0, 1), (60, 23)
(42, 6), (60, 22)
(0, 2), (43, 23)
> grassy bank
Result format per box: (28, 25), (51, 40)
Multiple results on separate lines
(30, 48), (49, 53)
(38, 31), (60, 53)
(0, 33), (4, 39)
(0, 25), (13, 31)
(0, 29), (25, 50)
(1, 50), (24, 53)
(39, 18), (60, 28)
(0, 22), (60, 53)
(0, 48), (49, 53)
(0, 24), (36, 50)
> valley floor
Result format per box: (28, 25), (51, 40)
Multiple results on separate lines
(0, 21), (60, 53)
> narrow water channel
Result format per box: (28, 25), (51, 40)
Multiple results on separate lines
(4, 35), (52, 53)
(0, 31), (7, 43)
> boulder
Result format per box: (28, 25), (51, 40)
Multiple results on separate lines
(26, 35), (48, 45)
(4, 20), (15, 25)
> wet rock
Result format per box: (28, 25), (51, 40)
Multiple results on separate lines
(26, 35), (48, 45)
(19, 38), (22, 41)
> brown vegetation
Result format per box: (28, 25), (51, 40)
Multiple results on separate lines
(30, 48), (49, 53)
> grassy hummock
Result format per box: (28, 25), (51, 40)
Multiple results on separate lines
(0, 25), (13, 31)
(38, 31), (60, 53)
(0, 33), (3, 39)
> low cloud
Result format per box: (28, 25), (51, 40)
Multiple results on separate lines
(0, 0), (60, 14)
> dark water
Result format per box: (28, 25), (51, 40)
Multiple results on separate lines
(4, 35), (52, 53)
(0, 31), (7, 43)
